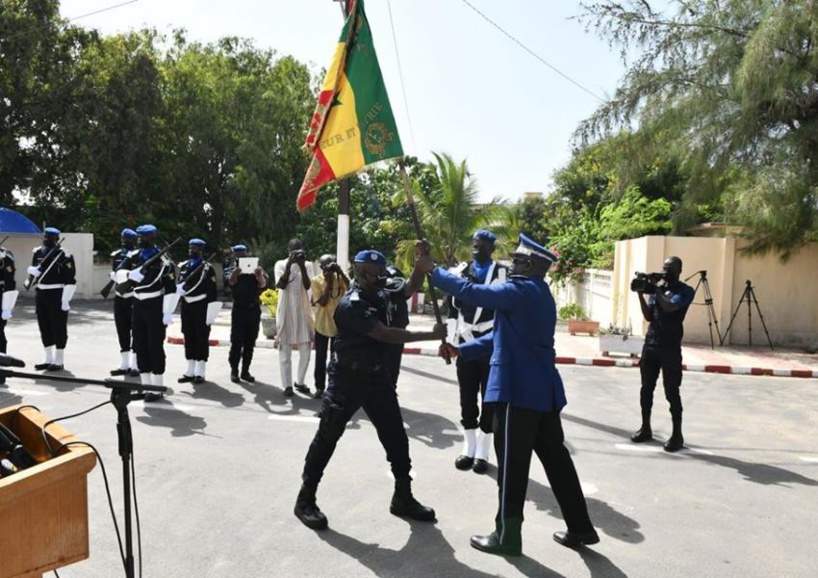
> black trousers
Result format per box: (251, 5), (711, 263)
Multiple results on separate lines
(384, 344), (403, 388)
(35, 288), (68, 348)
(113, 295), (134, 352)
(228, 304), (260, 371)
(457, 353), (492, 432)
(132, 297), (166, 374)
(492, 403), (594, 534)
(0, 318), (6, 353)
(181, 300), (210, 361)
(313, 330), (335, 391)
(639, 344), (683, 418)
(301, 362), (411, 489)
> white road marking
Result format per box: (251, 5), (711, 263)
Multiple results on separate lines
(799, 456), (818, 463)
(267, 414), (320, 424)
(6, 388), (50, 397)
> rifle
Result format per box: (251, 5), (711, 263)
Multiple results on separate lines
(0, 236), (9, 251)
(100, 247), (137, 299)
(114, 237), (181, 295)
(178, 252), (217, 294)
(23, 237), (65, 291)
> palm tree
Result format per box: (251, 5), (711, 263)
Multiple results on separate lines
(393, 152), (509, 270)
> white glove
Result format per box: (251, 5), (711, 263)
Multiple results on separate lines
(27, 266), (41, 277)
(128, 269), (145, 282)
(176, 284), (186, 295)
(1, 309), (11, 320)
(109, 271), (116, 281)
(61, 300), (70, 312)
(162, 313), (173, 326)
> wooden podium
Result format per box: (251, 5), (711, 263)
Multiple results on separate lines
(0, 404), (97, 578)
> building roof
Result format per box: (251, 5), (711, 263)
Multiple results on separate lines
(0, 207), (42, 234)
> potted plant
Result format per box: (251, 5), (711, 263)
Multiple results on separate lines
(599, 323), (644, 357)
(259, 288), (278, 339)
(558, 303), (600, 336)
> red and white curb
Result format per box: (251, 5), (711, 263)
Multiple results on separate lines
(167, 337), (818, 379)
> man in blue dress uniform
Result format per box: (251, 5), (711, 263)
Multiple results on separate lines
(110, 228), (139, 376)
(293, 249), (446, 531)
(416, 233), (598, 557)
(28, 227), (76, 371)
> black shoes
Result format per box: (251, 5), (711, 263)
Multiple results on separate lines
(110, 368), (129, 376)
(630, 427), (653, 443)
(178, 374), (194, 383)
(34, 362), (50, 370)
(230, 371), (241, 384)
(46, 364), (63, 372)
(143, 392), (164, 402)
(313, 388), (325, 399)
(283, 386), (294, 397)
(455, 455), (474, 470)
(128, 368), (140, 377)
(553, 530), (600, 549)
(193, 376), (205, 385)
(390, 478), (436, 521)
(664, 433), (684, 452)
(294, 486), (328, 530)
(472, 459), (488, 474)
(240, 372), (255, 383)
(470, 532), (522, 557)
(294, 383), (310, 395)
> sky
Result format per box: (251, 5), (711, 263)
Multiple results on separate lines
(60, 0), (627, 203)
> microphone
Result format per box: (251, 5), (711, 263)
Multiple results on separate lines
(0, 422), (38, 470)
(0, 353), (25, 368)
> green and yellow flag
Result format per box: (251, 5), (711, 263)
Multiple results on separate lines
(297, 0), (403, 212)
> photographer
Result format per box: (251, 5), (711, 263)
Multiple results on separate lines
(310, 254), (349, 398)
(630, 256), (695, 452)
(274, 239), (315, 397)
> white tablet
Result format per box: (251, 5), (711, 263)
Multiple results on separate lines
(238, 257), (258, 272)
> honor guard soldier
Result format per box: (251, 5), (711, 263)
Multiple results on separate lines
(418, 234), (598, 557)
(225, 244), (267, 384)
(293, 249), (446, 531)
(176, 238), (219, 384)
(0, 244), (18, 385)
(446, 229), (507, 474)
(128, 224), (179, 401)
(28, 227), (76, 371)
(110, 228), (140, 376)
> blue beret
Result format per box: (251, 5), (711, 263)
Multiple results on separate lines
(473, 229), (496, 242)
(136, 224), (157, 235)
(44, 227), (60, 236)
(353, 249), (387, 266)
(512, 233), (556, 262)
(188, 238), (206, 247)
(232, 244), (247, 252)
(121, 228), (137, 239)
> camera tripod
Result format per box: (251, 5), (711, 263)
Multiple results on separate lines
(720, 279), (774, 350)
(684, 270), (722, 349)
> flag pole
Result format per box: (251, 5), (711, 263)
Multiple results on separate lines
(335, 0), (351, 271)
(398, 160), (451, 364)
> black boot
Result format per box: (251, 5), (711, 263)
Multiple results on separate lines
(240, 365), (255, 383)
(390, 477), (436, 521)
(470, 518), (522, 557)
(664, 415), (684, 452)
(230, 369), (241, 384)
(294, 485), (328, 530)
(631, 409), (653, 443)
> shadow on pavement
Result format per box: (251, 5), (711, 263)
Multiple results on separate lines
(318, 522), (569, 578)
(136, 403), (208, 437)
(400, 365), (458, 386)
(183, 381), (245, 408)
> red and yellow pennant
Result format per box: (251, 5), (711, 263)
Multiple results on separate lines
(297, 0), (404, 212)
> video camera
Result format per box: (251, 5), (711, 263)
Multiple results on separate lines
(630, 271), (666, 294)
(289, 249), (306, 263)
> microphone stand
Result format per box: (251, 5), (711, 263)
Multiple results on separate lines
(0, 368), (166, 578)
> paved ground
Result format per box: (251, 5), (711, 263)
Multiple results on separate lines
(2, 298), (817, 577)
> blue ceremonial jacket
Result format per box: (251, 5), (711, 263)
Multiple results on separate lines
(431, 267), (566, 412)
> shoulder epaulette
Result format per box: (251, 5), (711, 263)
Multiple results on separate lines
(110, 249), (121, 257)
(126, 249), (140, 258)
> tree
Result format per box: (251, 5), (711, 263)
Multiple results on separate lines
(578, 0), (818, 255)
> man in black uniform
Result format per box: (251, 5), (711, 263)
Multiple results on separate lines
(293, 249), (446, 531)
(225, 244), (267, 384)
(110, 228), (139, 376)
(630, 256), (695, 452)
(28, 227), (76, 371)
(176, 238), (218, 384)
(128, 224), (178, 401)
(383, 263), (409, 388)
(0, 244), (18, 385)
(446, 229), (507, 474)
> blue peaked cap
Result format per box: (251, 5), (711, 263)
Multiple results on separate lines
(353, 249), (387, 266)
(473, 229), (497, 242)
(44, 227), (60, 236)
(513, 233), (556, 263)
(189, 238), (206, 247)
(136, 224), (157, 235)
(121, 228), (137, 239)
(232, 244), (248, 252)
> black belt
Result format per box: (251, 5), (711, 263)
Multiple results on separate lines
(333, 357), (383, 374)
